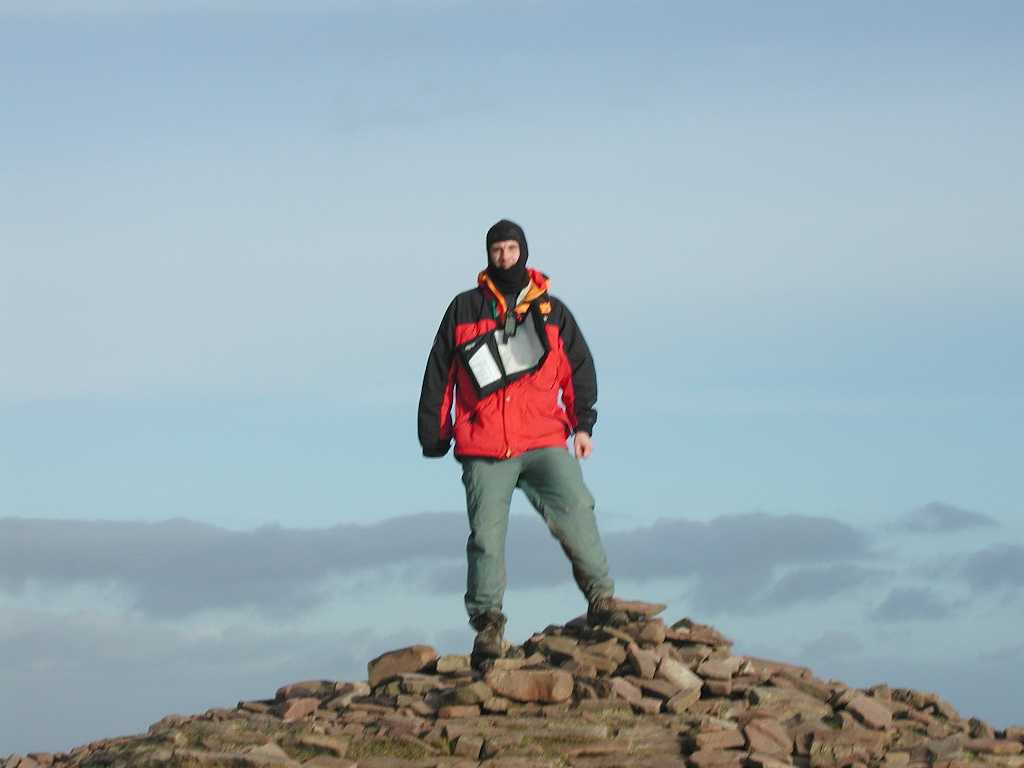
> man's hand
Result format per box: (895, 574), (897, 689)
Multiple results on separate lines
(573, 431), (593, 459)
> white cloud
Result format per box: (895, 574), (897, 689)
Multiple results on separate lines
(895, 501), (998, 534)
(871, 586), (955, 622)
(1, 511), (873, 619)
(963, 544), (1024, 593)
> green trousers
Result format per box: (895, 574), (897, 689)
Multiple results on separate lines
(459, 445), (615, 620)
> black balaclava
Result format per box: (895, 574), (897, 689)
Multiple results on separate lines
(485, 219), (530, 303)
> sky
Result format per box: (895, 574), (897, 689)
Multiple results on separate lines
(1, 0), (1022, 755)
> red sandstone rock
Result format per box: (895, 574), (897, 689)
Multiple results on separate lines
(666, 686), (702, 714)
(274, 679), (332, 700)
(747, 752), (793, 768)
(436, 654), (472, 674)
(688, 748), (748, 768)
(965, 738), (1024, 755)
(482, 696), (510, 714)
(366, 644), (438, 688)
(302, 757), (357, 768)
(612, 598), (668, 617)
(453, 734), (484, 758)
(276, 696), (319, 721)
(484, 668), (574, 703)
(698, 659), (737, 681)
(629, 643), (659, 679)
(743, 717), (793, 756)
(633, 696), (664, 714)
(560, 657), (598, 678)
(587, 638), (628, 664)
(696, 728), (745, 750)
(539, 635), (579, 659)
(846, 694), (894, 730)
(628, 675), (682, 700)
(576, 651), (620, 675)
(639, 619), (668, 645)
(704, 679), (733, 697)
(657, 655), (703, 691)
(609, 677), (643, 703)
(437, 704), (480, 718)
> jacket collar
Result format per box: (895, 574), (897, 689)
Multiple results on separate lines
(477, 267), (549, 318)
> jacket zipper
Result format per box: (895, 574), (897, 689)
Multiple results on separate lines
(500, 304), (512, 458)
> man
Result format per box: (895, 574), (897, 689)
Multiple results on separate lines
(418, 218), (646, 662)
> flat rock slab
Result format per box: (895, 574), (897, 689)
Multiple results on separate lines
(629, 645), (658, 679)
(437, 705), (481, 718)
(482, 697), (510, 714)
(539, 635), (579, 658)
(484, 669), (573, 703)
(615, 599), (668, 617)
(610, 677), (643, 703)
(656, 656), (703, 692)
(665, 687), (701, 714)
(295, 734), (350, 756)
(571, 758), (688, 768)
(746, 753), (793, 768)
(368, 645), (439, 688)
(671, 619), (733, 647)
(247, 743), (294, 762)
(277, 697), (320, 722)
(687, 749), (749, 768)
(330, 681), (371, 709)
(742, 718), (793, 756)
(634, 697), (664, 714)
(639, 621), (668, 645)
(696, 729), (745, 751)
(445, 681), (492, 706)
(965, 738), (1024, 755)
(704, 679), (733, 697)
(300, 757), (358, 768)
(846, 694), (894, 730)
(627, 675), (681, 701)
(452, 734), (484, 759)
(586, 639), (628, 664)
(352, 760), (452, 768)
(561, 657), (598, 678)
(174, 748), (299, 767)
(747, 686), (834, 722)
(698, 659), (739, 681)
(576, 652), (619, 675)
(275, 680), (335, 700)
(436, 655), (472, 674)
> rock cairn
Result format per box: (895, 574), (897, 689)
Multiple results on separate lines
(6, 603), (1023, 768)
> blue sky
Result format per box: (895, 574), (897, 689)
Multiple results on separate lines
(1, 0), (1022, 755)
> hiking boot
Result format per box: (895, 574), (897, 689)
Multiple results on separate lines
(587, 596), (631, 627)
(470, 609), (507, 661)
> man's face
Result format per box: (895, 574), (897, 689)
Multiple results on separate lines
(488, 239), (520, 270)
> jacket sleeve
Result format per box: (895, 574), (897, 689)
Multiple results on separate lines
(556, 300), (598, 435)
(418, 298), (458, 457)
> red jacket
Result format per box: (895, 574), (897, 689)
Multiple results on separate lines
(418, 268), (597, 459)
